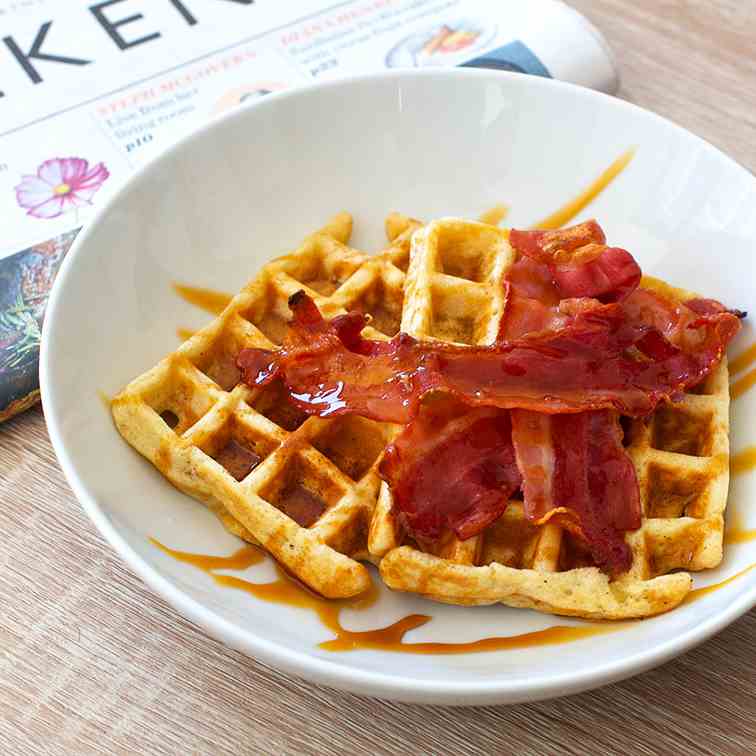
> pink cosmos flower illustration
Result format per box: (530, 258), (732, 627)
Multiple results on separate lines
(15, 157), (110, 219)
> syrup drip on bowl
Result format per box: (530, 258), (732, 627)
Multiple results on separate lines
(725, 448), (756, 544)
(731, 446), (756, 477)
(478, 204), (509, 226)
(729, 341), (756, 376)
(215, 569), (622, 654)
(683, 562), (756, 604)
(318, 620), (620, 655)
(151, 538), (264, 570)
(173, 285), (230, 340)
(151, 539), (622, 653)
(724, 511), (756, 546)
(172, 283), (233, 315)
(731, 368), (756, 400)
(729, 340), (756, 400)
(533, 148), (635, 229)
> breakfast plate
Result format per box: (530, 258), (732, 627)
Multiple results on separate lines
(41, 69), (756, 705)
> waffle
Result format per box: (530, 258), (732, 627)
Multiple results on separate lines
(113, 213), (732, 618)
(112, 213), (413, 598)
(374, 219), (731, 619)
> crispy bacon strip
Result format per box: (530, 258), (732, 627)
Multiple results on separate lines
(498, 228), (740, 574)
(510, 409), (640, 574)
(510, 221), (641, 303)
(511, 220), (607, 258)
(500, 231), (646, 573)
(498, 258), (568, 340)
(379, 398), (522, 542)
(237, 293), (740, 424)
(499, 257), (610, 341)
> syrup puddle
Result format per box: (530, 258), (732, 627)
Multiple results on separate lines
(534, 148), (635, 230)
(152, 539), (622, 654)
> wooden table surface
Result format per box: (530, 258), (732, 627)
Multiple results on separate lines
(2, 2), (755, 753)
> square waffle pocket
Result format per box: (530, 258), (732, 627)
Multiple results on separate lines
(370, 220), (732, 620)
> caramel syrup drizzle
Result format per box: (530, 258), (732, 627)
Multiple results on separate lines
(730, 342), (756, 376)
(478, 204), (509, 227)
(724, 510), (756, 546)
(725, 445), (756, 544)
(150, 538), (264, 570)
(176, 327), (196, 342)
(725, 442), (756, 544)
(731, 368), (756, 400)
(533, 148), (635, 230)
(683, 562), (756, 604)
(172, 283), (233, 316)
(728, 341), (756, 400)
(151, 539), (620, 654)
(732, 446), (756, 477)
(724, 529), (756, 546)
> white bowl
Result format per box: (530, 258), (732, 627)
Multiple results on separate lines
(41, 69), (756, 705)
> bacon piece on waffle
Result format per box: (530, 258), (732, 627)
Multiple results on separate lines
(501, 228), (645, 573)
(378, 397), (521, 542)
(237, 293), (740, 421)
(511, 409), (641, 574)
(498, 259), (568, 339)
(509, 221), (641, 303)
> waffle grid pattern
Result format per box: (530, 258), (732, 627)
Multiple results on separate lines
(113, 215), (411, 598)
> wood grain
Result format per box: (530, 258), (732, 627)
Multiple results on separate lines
(2, 3), (756, 753)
